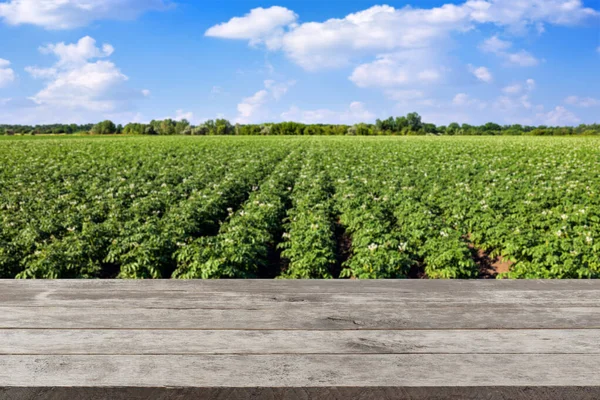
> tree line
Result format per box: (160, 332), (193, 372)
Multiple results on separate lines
(2, 113), (600, 136)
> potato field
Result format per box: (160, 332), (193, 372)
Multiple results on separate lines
(1, 135), (599, 279)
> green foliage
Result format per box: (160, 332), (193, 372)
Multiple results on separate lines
(3, 113), (600, 137)
(2, 136), (600, 280)
(91, 120), (117, 135)
(173, 150), (303, 279)
(278, 153), (337, 279)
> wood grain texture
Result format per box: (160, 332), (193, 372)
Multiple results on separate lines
(1, 329), (599, 355)
(2, 305), (600, 329)
(1, 280), (599, 398)
(2, 354), (600, 387)
(2, 287), (599, 307)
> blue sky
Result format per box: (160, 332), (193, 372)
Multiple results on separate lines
(0, 0), (598, 126)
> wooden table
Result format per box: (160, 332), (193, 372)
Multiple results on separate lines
(0, 280), (599, 399)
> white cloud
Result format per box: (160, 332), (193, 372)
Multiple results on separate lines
(467, 0), (597, 28)
(502, 84), (523, 94)
(418, 69), (442, 82)
(452, 93), (487, 108)
(503, 78), (536, 95)
(30, 61), (128, 112)
(237, 89), (270, 123)
(24, 66), (57, 79)
(205, 6), (298, 50)
(208, 1), (596, 71)
(536, 22), (546, 34)
(349, 51), (445, 88)
(385, 90), (425, 101)
(480, 35), (540, 67)
(281, 102), (375, 124)
(350, 56), (410, 88)
(264, 79), (296, 100)
(141, 89), (151, 97)
(479, 35), (512, 53)
(520, 95), (532, 109)
(564, 96), (600, 107)
(453, 93), (470, 105)
(0, 58), (15, 88)
(174, 109), (193, 121)
(22, 36), (146, 119)
(280, 4), (471, 70)
(538, 106), (580, 125)
(526, 78), (535, 91)
(211, 86), (222, 95)
(40, 36), (114, 67)
(0, 98), (11, 105)
(469, 65), (493, 82)
(235, 79), (295, 123)
(506, 50), (539, 66)
(0, 0), (169, 29)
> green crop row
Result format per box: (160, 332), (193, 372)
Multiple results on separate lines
(1, 135), (600, 279)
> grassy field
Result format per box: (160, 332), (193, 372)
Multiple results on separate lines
(1, 135), (599, 279)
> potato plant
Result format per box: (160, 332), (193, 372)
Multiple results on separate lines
(1, 136), (600, 279)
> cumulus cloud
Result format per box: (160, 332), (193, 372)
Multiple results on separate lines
(30, 61), (128, 112)
(538, 106), (580, 125)
(22, 36), (146, 119)
(564, 96), (600, 107)
(281, 102), (375, 124)
(207, 1), (595, 71)
(174, 109), (194, 122)
(502, 84), (523, 94)
(467, 0), (597, 28)
(526, 78), (536, 91)
(505, 50), (540, 66)
(502, 78), (536, 96)
(469, 65), (493, 82)
(0, 0), (170, 29)
(452, 93), (487, 109)
(205, 6), (298, 50)
(236, 79), (296, 123)
(349, 50), (446, 88)
(0, 58), (15, 88)
(479, 35), (512, 53)
(279, 4), (472, 70)
(24, 66), (57, 79)
(264, 79), (296, 100)
(480, 35), (540, 66)
(39, 36), (114, 67)
(237, 90), (270, 123)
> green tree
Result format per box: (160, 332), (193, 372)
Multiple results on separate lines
(406, 112), (423, 132)
(91, 120), (117, 135)
(215, 119), (233, 135)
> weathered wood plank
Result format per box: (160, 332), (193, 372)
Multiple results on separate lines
(2, 281), (599, 396)
(1, 329), (598, 355)
(3, 387), (600, 400)
(2, 355), (600, 387)
(2, 305), (600, 329)
(1, 279), (599, 294)
(2, 288), (600, 308)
